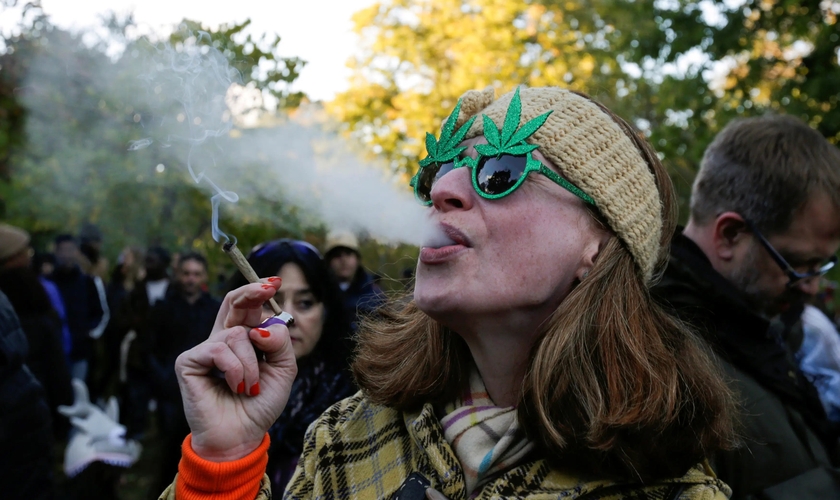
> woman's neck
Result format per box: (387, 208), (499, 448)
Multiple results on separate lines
(453, 315), (545, 407)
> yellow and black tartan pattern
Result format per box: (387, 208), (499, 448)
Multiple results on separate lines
(284, 392), (732, 500)
(159, 474), (273, 500)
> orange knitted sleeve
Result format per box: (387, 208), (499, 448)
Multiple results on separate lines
(175, 433), (270, 500)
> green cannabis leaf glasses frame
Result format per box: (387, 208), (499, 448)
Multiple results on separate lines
(410, 88), (595, 207)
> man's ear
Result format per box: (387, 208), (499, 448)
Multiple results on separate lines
(712, 212), (750, 262)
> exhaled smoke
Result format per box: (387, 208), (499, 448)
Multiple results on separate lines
(128, 26), (426, 246)
(130, 29), (241, 244)
(16, 22), (426, 248)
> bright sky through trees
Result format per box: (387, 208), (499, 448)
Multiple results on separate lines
(0, 0), (376, 101)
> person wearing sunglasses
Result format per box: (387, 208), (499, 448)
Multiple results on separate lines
(226, 239), (356, 494)
(651, 114), (840, 499)
(163, 87), (738, 500)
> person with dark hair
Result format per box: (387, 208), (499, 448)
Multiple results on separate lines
(652, 114), (840, 498)
(95, 246), (145, 399)
(162, 87), (739, 500)
(0, 223), (72, 438)
(78, 223), (109, 282)
(324, 230), (384, 331)
(48, 233), (103, 384)
(0, 290), (56, 500)
(228, 239), (356, 493)
(109, 244), (171, 438)
(147, 250), (220, 492)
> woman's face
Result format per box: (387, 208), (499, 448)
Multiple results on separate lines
(266, 262), (325, 359)
(414, 137), (608, 331)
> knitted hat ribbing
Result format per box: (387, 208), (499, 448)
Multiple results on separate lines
(0, 223), (30, 262)
(455, 87), (662, 281)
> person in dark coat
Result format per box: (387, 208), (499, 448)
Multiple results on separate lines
(0, 290), (56, 500)
(147, 251), (220, 492)
(108, 245), (170, 438)
(48, 234), (103, 384)
(229, 238), (356, 493)
(323, 230), (384, 332)
(0, 224), (72, 439)
(652, 114), (840, 499)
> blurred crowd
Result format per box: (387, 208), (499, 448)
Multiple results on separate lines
(0, 225), (385, 499)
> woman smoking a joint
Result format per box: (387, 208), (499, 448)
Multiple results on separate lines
(163, 86), (737, 500)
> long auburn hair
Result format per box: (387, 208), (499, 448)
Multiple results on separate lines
(352, 92), (738, 482)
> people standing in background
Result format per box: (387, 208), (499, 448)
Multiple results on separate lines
(78, 224), (111, 400)
(48, 234), (104, 384)
(324, 230), (383, 331)
(146, 251), (220, 493)
(652, 114), (840, 498)
(0, 223), (73, 439)
(95, 246), (145, 400)
(77, 223), (109, 282)
(109, 245), (171, 438)
(0, 290), (57, 500)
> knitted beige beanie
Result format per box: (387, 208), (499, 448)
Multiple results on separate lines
(454, 86), (662, 282)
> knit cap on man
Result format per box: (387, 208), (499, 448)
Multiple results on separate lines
(0, 223), (30, 262)
(453, 86), (663, 282)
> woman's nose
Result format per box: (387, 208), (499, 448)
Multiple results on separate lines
(429, 165), (474, 212)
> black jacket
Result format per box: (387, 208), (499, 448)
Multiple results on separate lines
(146, 290), (220, 401)
(652, 230), (840, 499)
(107, 278), (168, 373)
(0, 291), (55, 500)
(48, 265), (103, 362)
(0, 267), (73, 434)
(340, 267), (384, 332)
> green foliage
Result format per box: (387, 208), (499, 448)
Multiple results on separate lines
(169, 19), (306, 110)
(333, 0), (840, 221)
(0, 12), (313, 274)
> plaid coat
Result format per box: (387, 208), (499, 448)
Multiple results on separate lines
(282, 392), (731, 500)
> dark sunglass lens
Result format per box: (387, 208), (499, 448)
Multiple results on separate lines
(476, 155), (527, 195)
(417, 162), (455, 202)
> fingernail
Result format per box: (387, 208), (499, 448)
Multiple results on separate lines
(261, 284), (273, 290)
(236, 381), (245, 394)
(267, 277), (281, 283)
(426, 488), (447, 500)
(255, 328), (270, 338)
(250, 383), (260, 396)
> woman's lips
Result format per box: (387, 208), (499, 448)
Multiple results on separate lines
(419, 244), (468, 264)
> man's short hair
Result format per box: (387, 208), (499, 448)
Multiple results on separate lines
(178, 251), (207, 271)
(690, 114), (840, 235)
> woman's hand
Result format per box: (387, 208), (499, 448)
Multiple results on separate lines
(175, 279), (297, 462)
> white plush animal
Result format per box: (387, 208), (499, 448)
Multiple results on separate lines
(58, 379), (142, 477)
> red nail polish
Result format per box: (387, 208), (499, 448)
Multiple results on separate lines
(267, 277), (281, 283)
(261, 284), (273, 290)
(250, 383), (260, 396)
(236, 381), (245, 394)
(255, 328), (271, 338)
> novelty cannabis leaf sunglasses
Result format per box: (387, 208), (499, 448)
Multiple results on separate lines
(410, 88), (595, 207)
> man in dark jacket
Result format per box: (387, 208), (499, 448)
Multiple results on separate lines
(652, 115), (840, 499)
(0, 224), (72, 438)
(324, 230), (383, 332)
(108, 245), (171, 438)
(0, 290), (55, 500)
(48, 234), (103, 384)
(146, 251), (220, 492)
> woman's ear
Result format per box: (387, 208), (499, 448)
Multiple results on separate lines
(577, 230), (611, 281)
